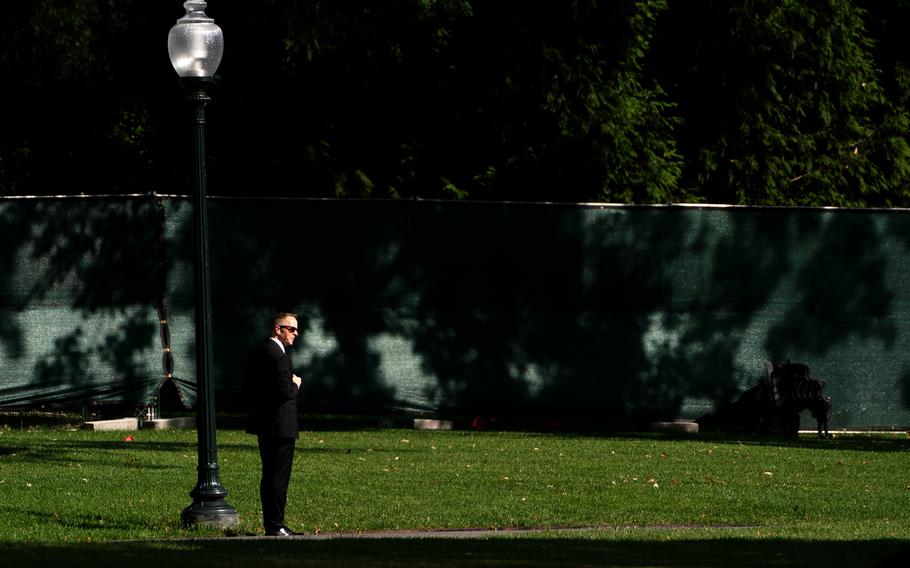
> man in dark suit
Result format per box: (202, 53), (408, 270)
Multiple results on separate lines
(243, 312), (302, 536)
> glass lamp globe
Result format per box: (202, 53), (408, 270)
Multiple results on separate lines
(168, 1), (224, 78)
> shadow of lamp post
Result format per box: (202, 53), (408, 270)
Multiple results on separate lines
(167, 0), (238, 529)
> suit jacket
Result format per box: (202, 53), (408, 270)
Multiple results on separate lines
(243, 338), (300, 438)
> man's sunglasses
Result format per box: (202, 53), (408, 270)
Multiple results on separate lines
(278, 325), (298, 333)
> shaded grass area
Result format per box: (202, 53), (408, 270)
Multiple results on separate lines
(0, 536), (907, 568)
(0, 409), (84, 430)
(0, 426), (908, 566)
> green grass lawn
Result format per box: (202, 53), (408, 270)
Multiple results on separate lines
(0, 425), (908, 567)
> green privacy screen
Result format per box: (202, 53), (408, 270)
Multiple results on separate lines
(2, 196), (909, 430)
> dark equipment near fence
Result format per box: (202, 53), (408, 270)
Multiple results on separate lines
(698, 361), (832, 438)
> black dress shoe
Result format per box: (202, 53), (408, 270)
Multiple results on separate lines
(266, 526), (297, 537)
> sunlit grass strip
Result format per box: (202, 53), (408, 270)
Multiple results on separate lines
(0, 428), (907, 543)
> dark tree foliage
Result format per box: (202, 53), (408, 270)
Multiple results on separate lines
(2, 0), (910, 205)
(219, 0), (682, 202)
(0, 1), (181, 195)
(653, 0), (910, 206)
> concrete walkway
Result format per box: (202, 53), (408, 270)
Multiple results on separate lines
(171, 524), (758, 542)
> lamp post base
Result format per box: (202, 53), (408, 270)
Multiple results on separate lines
(181, 499), (239, 529)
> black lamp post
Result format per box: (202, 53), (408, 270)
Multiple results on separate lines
(167, 0), (238, 529)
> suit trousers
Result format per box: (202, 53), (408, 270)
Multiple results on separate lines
(257, 434), (296, 531)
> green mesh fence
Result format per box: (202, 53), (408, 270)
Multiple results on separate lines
(0, 196), (196, 411)
(2, 196), (909, 429)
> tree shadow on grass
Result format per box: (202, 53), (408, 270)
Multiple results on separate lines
(600, 431), (910, 453)
(0, 439), (198, 467)
(0, 537), (906, 568)
(0, 506), (157, 533)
